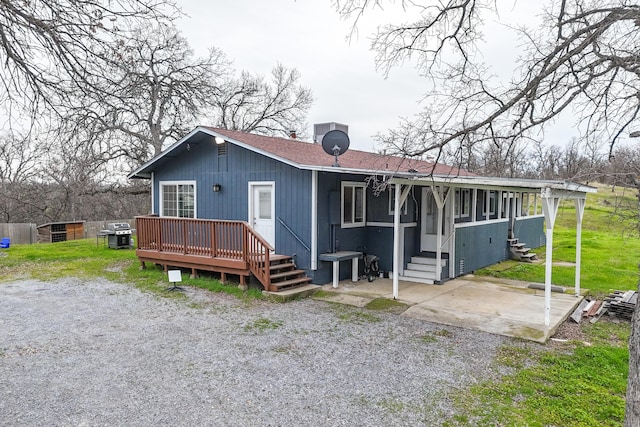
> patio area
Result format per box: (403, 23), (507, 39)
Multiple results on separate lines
(313, 274), (584, 343)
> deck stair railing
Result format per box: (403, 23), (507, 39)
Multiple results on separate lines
(135, 216), (274, 290)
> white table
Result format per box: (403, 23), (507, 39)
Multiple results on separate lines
(318, 251), (362, 288)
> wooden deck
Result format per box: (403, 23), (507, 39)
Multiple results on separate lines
(135, 216), (275, 289)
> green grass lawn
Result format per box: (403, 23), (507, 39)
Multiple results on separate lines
(0, 237), (263, 300)
(477, 184), (639, 296)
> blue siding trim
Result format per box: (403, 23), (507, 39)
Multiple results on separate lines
(454, 221), (509, 276)
(314, 174), (420, 284)
(514, 216), (546, 249)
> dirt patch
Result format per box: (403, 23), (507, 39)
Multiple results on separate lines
(551, 320), (587, 342)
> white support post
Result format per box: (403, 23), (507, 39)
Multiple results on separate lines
(541, 188), (560, 326)
(352, 257), (359, 282)
(472, 189), (478, 222)
(505, 192), (511, 221)
(311, 170), (318, 270)
(575, 198), (586, 297)
(392, 183), (402, 299)
(485, 190), (490, 221)
(431, 186), (445, 282)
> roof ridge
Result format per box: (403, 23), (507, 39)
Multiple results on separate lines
(201, 125), (445, 166)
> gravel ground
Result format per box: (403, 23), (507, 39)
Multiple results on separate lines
(0, 278), (510, 426)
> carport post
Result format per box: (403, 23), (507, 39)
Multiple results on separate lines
(392, 183), (412, 300)
(541, 188), (560, 327)
(392, 183), (401, 299)
(575, 198), (586, 297)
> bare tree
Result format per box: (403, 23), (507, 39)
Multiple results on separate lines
(59, 28), (312, 167)
(0, 0), (178, 120)
(57, 23), (229, 166)
(336, 1), (639, 160)
(211, 63), (313, 138)
(0, 132), (46, 222)
(334, 0), (640, 422)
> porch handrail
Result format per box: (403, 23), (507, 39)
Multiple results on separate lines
(277, 217), (310, 252)
(135, 216), (275, 290)
(243, 223), (274, 290)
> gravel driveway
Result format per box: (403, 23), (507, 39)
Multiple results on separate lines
(0, 278), (509, 426)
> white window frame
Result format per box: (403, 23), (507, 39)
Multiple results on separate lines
(482, 190), (497, 217)
(388, 186), (408, 216)
(159, 180), (197, 218)
(454, 189), (471, 218)
(341, 181), (366, 228)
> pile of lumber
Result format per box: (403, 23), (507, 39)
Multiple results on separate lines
(604, 290), (637, 320)
(569, 290), (637, 324)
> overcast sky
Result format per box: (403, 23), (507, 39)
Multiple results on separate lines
(178, 1), (577, 152)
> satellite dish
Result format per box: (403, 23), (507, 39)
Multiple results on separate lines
(321, 130), (350, 167)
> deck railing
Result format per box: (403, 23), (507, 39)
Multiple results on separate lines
(135, 216), (274, 289)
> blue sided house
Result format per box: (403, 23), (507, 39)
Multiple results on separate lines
(129, 123), (595, 300)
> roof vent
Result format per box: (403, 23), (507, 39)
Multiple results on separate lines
(313, 122), (348, 144)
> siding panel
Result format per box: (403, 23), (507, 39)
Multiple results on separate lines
(455, 221), (509, 275)
(153, 139), (313, 270)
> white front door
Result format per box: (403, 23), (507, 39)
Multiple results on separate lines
(420, 187), (449, 252)
(249, 182), (275, 248)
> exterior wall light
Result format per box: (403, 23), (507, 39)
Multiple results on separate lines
(215, 136), (225, 145)
(212, 183), (222, 192)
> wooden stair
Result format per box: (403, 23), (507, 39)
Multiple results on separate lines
(265, 254), (312, 292)
(508, 238), (537, 262)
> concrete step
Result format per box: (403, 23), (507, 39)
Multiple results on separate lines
(403, 269), (437, 280)
(513, 247), (531, 253)
(410, 257), (448, 267)
(399, 275), (435, 285)
(406, 262), (438, 273)
(520, 253), (537, 262)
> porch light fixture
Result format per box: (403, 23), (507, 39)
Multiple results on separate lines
(214, 136), (225, 145)
(212, 183), (222, 192)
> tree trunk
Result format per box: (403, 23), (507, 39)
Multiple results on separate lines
(625, 268), (640, 426)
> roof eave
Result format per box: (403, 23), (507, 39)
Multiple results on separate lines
(127, 127), (205, 179)
(389, 175), (597, 194)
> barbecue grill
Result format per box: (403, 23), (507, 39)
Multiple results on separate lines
(104, 222), (133, 249)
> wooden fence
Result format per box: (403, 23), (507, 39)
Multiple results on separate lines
(0, 220), (135, 245)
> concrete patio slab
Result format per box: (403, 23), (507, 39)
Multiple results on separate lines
(312, 291), (372, 308)
(317, 275), (583, 343)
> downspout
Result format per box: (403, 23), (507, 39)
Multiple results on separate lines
(151, 172), (155, 214)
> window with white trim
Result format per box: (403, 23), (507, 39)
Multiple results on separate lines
(454, 189), (471, 218)
(388, 186), (408, 215)
(482, 190), (497, 217)
(160, 181), (196, 218)
(341, 181), (366, 227)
